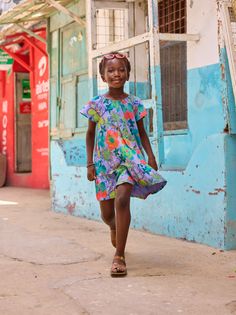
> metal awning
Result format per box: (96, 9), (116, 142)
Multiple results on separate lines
(0, 0), (85, 41)
(0, 0), (72, 25)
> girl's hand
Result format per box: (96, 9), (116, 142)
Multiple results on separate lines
(87, 165), (96, 181)
(148, 156), (158, 171)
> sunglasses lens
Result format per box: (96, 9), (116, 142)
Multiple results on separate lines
(116, 53), (126, 58)
(103, 53), (126, 60)
(104, 54), (115, 59)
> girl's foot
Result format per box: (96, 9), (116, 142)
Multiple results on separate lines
(110, 255), (127, 277)
(110, 229), (116, 248)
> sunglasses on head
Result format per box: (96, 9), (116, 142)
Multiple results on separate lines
(103, 53), (127, 60)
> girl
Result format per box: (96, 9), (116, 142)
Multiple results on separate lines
(80, 52), (166, 277)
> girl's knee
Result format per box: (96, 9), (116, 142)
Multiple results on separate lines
(101, 212), (114, 224)
(115, 194), (130, 210)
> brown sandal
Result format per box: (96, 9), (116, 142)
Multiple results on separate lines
(110, 229), (116, 248)
(110, 255), (127, 277)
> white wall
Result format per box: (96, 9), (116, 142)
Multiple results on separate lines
(187, 0), (219, 69)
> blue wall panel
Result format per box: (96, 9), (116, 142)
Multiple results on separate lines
(225, 135), (236, 249)
(50, 60), (236, 249)
(163, 63), (225, 169)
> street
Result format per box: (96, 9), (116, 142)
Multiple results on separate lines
(0, 187), (235, 315)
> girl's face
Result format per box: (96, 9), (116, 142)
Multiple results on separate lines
(102, 58), (129, 88)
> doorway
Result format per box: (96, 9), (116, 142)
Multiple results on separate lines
(15, 72), (32, 173)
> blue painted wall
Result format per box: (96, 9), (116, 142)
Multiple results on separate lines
(50, 56), (236, 250)
(163, 63), (225, 169)
(225, 135), (236, 249)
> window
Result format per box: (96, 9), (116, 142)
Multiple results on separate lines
(92, 2), (153, 135)
(159, 0), (187, 131)
(95, 8), (129, 93)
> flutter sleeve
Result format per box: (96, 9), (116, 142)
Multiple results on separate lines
(80, 98), (100, 123)
(133, 97), (147, 121)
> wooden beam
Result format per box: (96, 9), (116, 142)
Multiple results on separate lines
(44, 0), (86, 26)
(16, 24), (47, 44)
(158, 33), (200, 42)
(91, 32), (151, 58)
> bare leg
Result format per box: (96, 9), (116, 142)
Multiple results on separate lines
(100, 199), (116, 247)
(99, 199), (115, 229)
(115, 183), (133, 257)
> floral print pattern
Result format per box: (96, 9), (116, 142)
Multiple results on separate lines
(80, 95), (167, 200)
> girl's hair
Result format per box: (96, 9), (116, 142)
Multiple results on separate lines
(99, 51), (131, 75)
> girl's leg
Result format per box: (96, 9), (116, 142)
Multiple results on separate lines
(100, 199), (116, 247)
(99, 199), (115, 229)
(115, 183), (133, 257)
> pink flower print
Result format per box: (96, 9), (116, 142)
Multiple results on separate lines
(124, 111), (134, 120)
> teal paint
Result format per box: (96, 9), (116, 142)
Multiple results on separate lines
(131, 134), (226, 249)
(225, 135), (236, 249)
(154, 66), (165, 166)
(129, 82), (151, 99)
(49, 1), (85, 32)
(57, 138), (86, 166)
(51, 141), (100, 220)
(49, 3), (87, 132)
(160, 63), (225, 169)
(220, 48), (236, 134)
(51, 133), (227, 248)
(76, 74), (90, 128)
(50, 48), (236, 249)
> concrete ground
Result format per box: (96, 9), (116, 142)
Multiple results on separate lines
(0, 187), (235, 315)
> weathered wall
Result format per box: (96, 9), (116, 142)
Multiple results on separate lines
(50, 0), (236, 249)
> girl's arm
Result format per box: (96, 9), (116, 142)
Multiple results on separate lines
(86, 120), (96, 181)
(137, 119), (158, 170)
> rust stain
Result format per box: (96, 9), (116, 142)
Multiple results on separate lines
(66, 202), (76, 215)
(192, 189), (200, 194)
(224, 123), (229, 133)
(215, 188), (225, 193)
(220, 63), (225, 80)
(208, 188), (225, 195)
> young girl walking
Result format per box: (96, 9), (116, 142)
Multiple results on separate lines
(80, 52), (166, 277)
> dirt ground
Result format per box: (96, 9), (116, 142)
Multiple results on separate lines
(0, 187), (236, 315)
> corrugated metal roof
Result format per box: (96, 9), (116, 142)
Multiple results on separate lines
(0, 0), (72, 25)
(0, 0), (74, 41)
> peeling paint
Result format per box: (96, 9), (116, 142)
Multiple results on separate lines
(220, 63), (225, 81)
(192, 189), (200, 194)
(50, 2), (236, 250)
(66, 201), (76, 215)
(208, 188), (225, 195)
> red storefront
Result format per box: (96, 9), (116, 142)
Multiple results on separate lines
(0, 28), (49, 188)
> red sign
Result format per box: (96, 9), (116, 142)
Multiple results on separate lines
(20, 102), (31, 114)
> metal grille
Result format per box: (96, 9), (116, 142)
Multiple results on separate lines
(159, 0), (187, 131)
(160, 41), (187, 130)
(229, 7), (236, 49)
(158, 0), (186, 33)
(96, 9), (128, 49)
(95, 9), (128, 92)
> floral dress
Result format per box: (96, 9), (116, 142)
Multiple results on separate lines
(80, 95), (167, 201)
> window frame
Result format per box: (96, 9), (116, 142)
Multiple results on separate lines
(86, 0), (199, 166)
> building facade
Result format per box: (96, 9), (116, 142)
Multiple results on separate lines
(49, 0), (236, 250)
(0, 25), (49, 188)
(1, 0), (235, 249)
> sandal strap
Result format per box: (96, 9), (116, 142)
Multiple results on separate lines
(111, 256), (127, 276)
(113, 255), (125, 261)
(113, 256), (126, 266)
